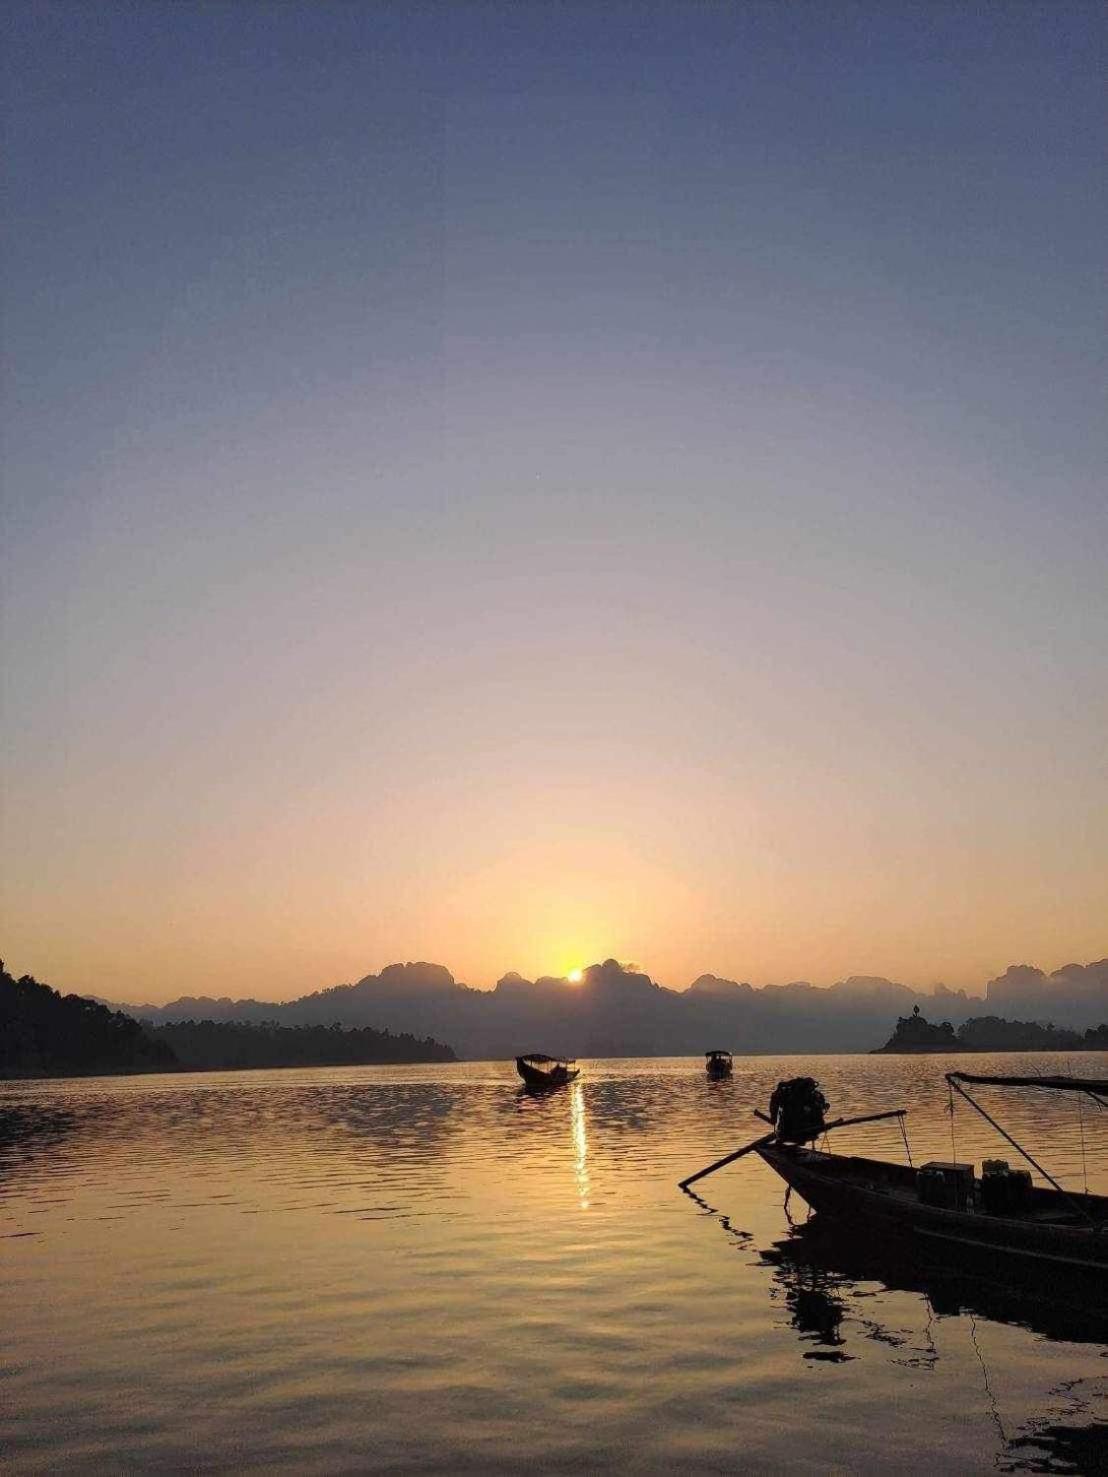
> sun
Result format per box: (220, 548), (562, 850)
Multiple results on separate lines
(567, 968), (584, 984)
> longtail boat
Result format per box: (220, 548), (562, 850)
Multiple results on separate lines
(680, 1072), (1108, 1291)
(515, 1053), (579, 1089)
(705, 1050), (733, 1079)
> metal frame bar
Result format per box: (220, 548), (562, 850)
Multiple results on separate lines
(946, 1074), (1097, 1228)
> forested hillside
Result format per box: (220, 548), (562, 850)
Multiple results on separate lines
(148, 1018), (456, 1069)
(1, 965), (178, 1078)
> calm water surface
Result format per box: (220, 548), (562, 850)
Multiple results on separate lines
(2, 1054), (1106, 1472)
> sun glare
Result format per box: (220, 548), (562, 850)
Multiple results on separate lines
(567, 968), (583, 984)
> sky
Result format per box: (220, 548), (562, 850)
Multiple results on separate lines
(2, 2), (1105, 1004)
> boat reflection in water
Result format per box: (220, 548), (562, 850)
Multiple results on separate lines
(765, 1210), (1108, 1344)
(761, 1215), (1108, 1469)
(686, 1165), (1107, 1469)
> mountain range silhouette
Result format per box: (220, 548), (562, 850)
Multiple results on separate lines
(103, 956), (1108, 1059)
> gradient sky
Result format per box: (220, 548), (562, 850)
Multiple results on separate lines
(3, 3), (1105, 1004)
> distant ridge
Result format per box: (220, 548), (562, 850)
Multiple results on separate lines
(99, 955), (1108, 1061)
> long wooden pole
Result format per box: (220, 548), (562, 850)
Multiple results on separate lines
(796, 1107), (908, 1136)
(678, 1132), (776, 1190)
(753, 1106), (907, 1134)
(678, 1107), (908, 1191)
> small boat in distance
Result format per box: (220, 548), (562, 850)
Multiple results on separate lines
(705, 1050), (733, 1079)
(515, 1053), (580, 1089)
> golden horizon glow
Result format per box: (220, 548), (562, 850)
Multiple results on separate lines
(567, 968), (584, 984)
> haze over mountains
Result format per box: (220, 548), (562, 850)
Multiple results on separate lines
(107, 957), (1108, 1059)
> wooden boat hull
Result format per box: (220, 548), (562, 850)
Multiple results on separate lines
(515, 1058), (579, 1089)
(756, 1144), (1108, 1291)
(706, 1062), (732, 1079)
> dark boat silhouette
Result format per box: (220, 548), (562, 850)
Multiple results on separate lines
(705, 1049), (733, 1079)
(515, 1053), (579, 1089)
(682, 1072), (1108, 1300)
(757, 1073), (1108, 1294)
(757, 1142), (1108, 1286)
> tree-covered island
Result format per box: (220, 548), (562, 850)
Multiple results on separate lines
(874, 1004), (1108, 1054)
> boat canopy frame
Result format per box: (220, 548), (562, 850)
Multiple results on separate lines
(945, 1072), (1105, 1229)
(947, 1072), (1108, 1103)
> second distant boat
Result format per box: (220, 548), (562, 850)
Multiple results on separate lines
(705, 1050), (734, 1079)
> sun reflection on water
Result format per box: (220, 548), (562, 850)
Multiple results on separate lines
(570, 1080), (590, 1209)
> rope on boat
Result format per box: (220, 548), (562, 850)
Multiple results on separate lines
(946, 1075), (1098, 1228)
(899, 1112), (914, 1168)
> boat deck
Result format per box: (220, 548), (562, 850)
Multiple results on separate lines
(783, 1147), (1106, 1230)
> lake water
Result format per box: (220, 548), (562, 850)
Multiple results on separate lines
(2, 1054), (1106, 1472)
